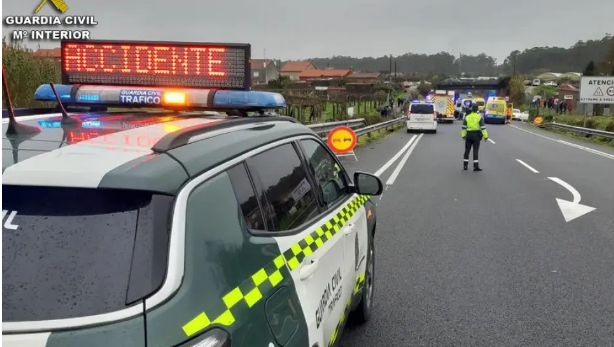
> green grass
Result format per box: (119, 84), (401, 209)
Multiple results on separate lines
(552, 115), (613, 130)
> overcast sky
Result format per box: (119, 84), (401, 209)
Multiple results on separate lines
(2, 0), (613, 63)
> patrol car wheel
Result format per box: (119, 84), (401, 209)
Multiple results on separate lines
(353, 234), (374, 324)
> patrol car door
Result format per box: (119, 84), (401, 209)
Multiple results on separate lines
(246, 141), (347, 347)
(297, 138), (368, 344)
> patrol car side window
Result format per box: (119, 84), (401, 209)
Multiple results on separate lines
(299, 139), (349, 207)
(227, 163), (266, 230)
(249, 143), (319, 232)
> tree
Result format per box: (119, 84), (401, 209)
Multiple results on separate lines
(417, 82), (432, 95)
(267, 75), (292, 89)
(583, 60), (596, 76)
(508, 75), (525, 105)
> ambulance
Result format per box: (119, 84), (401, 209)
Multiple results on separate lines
(432, 90), (455, 123)
(474, 97), (486, 112)
(484, 97), (508, 124)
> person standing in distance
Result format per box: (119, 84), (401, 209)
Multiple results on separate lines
(461, 103), (488, 171)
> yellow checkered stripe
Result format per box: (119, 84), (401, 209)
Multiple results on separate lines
(446, 99), (454, 116)
(328, 273), (366, 346)
(182, 194), (370, 337)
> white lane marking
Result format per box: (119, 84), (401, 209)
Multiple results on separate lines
(379, 186), (388, 200)
(374, 135), (417, 177)
(487, 138), (496, 144)
(510, 124), (555, 141)
(547, 177), (596, 222)
(557, 140), (614, 160)
(516, 159), (539, 173)
(386, 133), (423, 185)
(510, 124), (614, 161)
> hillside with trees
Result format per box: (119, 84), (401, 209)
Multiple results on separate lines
(295, 34), (613, 77)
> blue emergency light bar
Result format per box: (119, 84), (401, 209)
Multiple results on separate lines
(33, 84), (286, 110)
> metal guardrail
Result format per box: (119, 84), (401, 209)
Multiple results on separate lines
(308, 117), (405, 138)
(307, 119), (366, 134)
(355, 117), (406, 136)
(539, 122), (614, 139)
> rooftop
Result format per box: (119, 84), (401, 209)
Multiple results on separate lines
(250, 59), (274, 69)
(299, 69), (352, 78)
(281, 61), (314, 72)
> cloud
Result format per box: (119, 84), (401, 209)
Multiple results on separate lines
(3, 0), (613, 63)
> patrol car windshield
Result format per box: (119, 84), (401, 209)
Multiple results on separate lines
(476, 101), (485, 106)
(2, 186), (171, 322)
(410, 104), (434, 114)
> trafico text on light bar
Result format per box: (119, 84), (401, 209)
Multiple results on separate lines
(62, 44), (227, 77)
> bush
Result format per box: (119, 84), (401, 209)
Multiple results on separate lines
(605, 121), (614, 132)
(2, 38), (61, 108)
(543, 114), (553, 123)
(584, 118), (597, 129)
(360, 114), (384, 125)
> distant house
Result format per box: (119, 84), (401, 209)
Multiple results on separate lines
(298, 69), (352, 81)
(33, 48), (61, 62)
(251, 59), (279, 85)
(347, 72), (381, 84)
(281, 61), (316, 81)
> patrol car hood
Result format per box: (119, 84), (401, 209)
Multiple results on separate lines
(2, 112), (219, 173)
(2, 113), (135, 172)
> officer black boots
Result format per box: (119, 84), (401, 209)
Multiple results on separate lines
(473, 162), (482, 171)
(463, 161), (468, 170)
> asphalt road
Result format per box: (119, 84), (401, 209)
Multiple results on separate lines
(338, 121), (614, 347)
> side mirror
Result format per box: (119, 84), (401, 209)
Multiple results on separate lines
(353, 172), (383, 196)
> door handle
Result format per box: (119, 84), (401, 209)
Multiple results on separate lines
(342, 223), (356, 235)
(299, 258), (319, 280)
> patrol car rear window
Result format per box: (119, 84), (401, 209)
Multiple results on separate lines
(2, 186), (171, 322)
(476, 101), (485, 106)
(410, 104), (434, 114)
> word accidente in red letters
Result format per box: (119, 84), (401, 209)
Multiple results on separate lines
(62, 43), (227, 77)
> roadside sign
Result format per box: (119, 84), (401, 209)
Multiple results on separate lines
(327, 126), (357, 154)
(564, 94), (573, 100)
(579, 76), (614, 104)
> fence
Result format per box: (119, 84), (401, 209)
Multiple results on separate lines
(308, 117), (406, 139)
(538, 122), (614, 140)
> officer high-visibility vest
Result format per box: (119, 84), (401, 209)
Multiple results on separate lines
(461, 112), (488, 139)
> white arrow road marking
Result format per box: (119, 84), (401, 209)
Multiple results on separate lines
(547, 177), (596, 222)
(386, 133), (423, 185)
(487, 138), (496, 144)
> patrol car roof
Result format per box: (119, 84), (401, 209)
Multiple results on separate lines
(2, 112), (312, 194)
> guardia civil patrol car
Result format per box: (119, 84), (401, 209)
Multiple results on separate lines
(2, 40), (383, 347)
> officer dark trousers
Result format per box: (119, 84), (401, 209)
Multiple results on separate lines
(461, 110), (488, 171)
(463, 132), (481, 170)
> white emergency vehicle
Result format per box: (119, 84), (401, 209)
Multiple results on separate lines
(407, 100), (437, 133)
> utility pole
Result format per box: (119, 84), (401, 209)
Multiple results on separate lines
(389, 55), (393, 83)
(394, 61), (397, 83)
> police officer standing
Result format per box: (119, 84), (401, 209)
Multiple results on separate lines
(461, 104), (489, 171)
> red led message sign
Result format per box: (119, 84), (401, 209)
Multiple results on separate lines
(61, 40), (250, 90)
